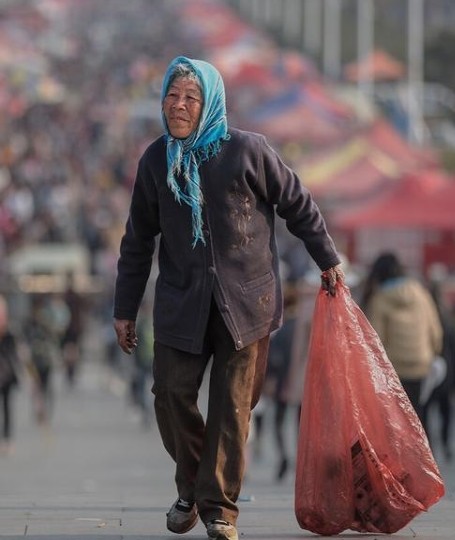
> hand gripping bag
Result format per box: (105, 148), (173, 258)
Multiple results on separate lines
(295, 283), (445, 536)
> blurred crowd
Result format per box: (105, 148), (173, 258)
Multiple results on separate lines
(0, 1), (185, 278)
(0, 0), (190, 455)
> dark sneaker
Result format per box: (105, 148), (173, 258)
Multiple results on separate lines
(206, 519), (238, 540)
(166, 498), (198, 534)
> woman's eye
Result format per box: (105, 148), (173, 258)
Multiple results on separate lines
(165, 93), (200, 104)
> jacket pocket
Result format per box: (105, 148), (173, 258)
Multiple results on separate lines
(241, 271), (273, 292)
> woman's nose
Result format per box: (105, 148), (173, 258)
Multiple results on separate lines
(172, 95), (187, 108)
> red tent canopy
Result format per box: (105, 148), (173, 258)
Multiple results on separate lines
(332, 170), (454, 230)
(244, 80), (353, 145)
(248, 101), (347, 145)
(298, 119), (436, 200)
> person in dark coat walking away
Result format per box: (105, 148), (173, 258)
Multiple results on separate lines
(0, 295), (20, 456)
(262, 281), (301, 482)
(113, 56), (344, 540)
(61, 273), (85, 388)
(422, 279), (455, 459)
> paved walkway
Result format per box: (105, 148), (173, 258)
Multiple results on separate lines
(1, 354), (454, 539)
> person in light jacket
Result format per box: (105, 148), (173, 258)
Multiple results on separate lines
(362, 252), (443, 434)
(113, 56), (343, 540)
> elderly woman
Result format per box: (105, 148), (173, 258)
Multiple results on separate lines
(113, 56), (343, 540)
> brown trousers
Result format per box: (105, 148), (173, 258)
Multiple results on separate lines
(152, 299), (269, 525)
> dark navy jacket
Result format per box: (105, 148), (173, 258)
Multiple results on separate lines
(114, 128), (340, 353)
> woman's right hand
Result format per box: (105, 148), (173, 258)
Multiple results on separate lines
(113, 319), (138, 354)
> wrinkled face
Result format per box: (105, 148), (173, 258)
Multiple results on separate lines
(163, 77), (203, 139)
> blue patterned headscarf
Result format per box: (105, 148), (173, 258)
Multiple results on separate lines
(161, 56), (230, 247)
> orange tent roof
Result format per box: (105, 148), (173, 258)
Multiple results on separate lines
(344, 49), (405, 82)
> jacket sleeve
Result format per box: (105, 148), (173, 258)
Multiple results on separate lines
(256, 137), (340, 271)
(424, 290), (443, 356)
(114, 153), (160, 321)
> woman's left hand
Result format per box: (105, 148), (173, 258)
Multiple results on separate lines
(321, 264), (345, 296)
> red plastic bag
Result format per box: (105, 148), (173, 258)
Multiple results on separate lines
(295, 283), (445, 536)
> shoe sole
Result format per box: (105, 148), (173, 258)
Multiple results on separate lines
(207, 534), (238, 540)
(207, 529), (238, 540)
(167, 513), (198, 534)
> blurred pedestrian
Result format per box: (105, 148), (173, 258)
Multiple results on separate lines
(362, 252), (443, 435)
(0, 295), (20, 456)
(113, 56), (343, 540)
(129, 305), (154, 428)
(262, 281), (301, 482)
(62, 273), (85, 387)
(421, 280), (455, 459)
(23, 296), (60, 425)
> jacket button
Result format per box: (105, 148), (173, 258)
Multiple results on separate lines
(221, 304), (229, 312)
(208, 266), (216, 274)
(236, 340), (242, 348)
